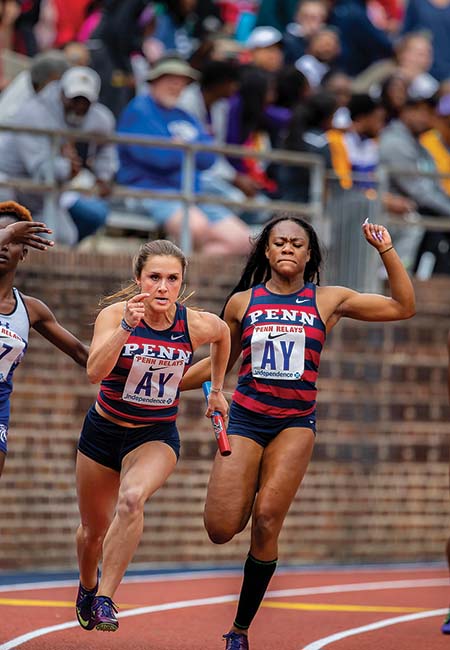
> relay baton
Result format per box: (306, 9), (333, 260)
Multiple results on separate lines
(202, 381), (232, 456)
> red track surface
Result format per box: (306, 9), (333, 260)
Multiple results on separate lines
(0, 566), (448, 649)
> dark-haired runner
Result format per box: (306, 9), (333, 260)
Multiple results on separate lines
(182, 214), (416, 650)
(0, 200), (88, 478)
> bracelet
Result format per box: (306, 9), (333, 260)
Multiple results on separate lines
(120, 318), (134, 333)
(379, 246), (394, 256)
(210, 387), (222, 393)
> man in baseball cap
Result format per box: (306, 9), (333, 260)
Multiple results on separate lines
(60, 66), (101, 127)
(245, 26), (284, 72)
(116, 53), (251, 255)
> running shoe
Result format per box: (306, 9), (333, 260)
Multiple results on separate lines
(441, 610), (450, 634)
(75, 575), (98, 631)
(223, 631), (249, 649)
(91, 595), (119, 632)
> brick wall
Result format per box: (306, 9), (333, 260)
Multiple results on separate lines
(0, 250), (448, 570)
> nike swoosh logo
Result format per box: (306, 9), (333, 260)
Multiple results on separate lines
(296, 298), (309, 304)
(171, 334), (184, 340)
(268, 332), (286, 340)
(76, 608), (91, 628)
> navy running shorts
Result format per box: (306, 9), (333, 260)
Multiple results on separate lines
(227, 400), (316, 448)
(78, 405), (180, 471)
(0, 420), (8, 455)
(0, 399), (10, 454)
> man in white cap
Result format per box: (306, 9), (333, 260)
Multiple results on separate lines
(117, 54), (250, 255)
(246, 26), (284, 72)
(0, 66), (117, 245)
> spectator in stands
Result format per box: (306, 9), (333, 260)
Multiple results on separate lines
(368, 0), (403, 34)
(329, 0), (393, 77)
(402, 0), (450, 83)
(14, 0), (40, 56)
(63, 41), (91, 67)
(77, 0), (104, 42)
(379, 92), (450, 275)
(177, 59), (240, 137)
(40, 0), (91, 48)
(321, 69), (352, 108)
(255, 0), (298, 32)
(177, 59), (251, 218)
(380, 73), (408, 123)
(320, 69), (352, 129)
(0, 48), (69, 122)
(0, 0), (21, 88)
(245, 26), (284, 73)
(0, 66), (117, 245)
(353, 32), (439, 102)
(226, 65), (291, 208)
(421, 93), (450, 196)
(278, 90), (337, 203)
(275, 64), (311, 111)
(295, 26), (340, 88)
(283, 0), (328, 65)
(327, 93), (384, 190)
(152, 0), (198, 59)
(89, 0), (156, 118)
(327, 93), (415, 216)
(190, 0), (223, 41)
(117, 54), (251, 255)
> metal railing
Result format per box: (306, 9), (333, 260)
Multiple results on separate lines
(0, 124), (326, 252)
(0, 123), (450, 288)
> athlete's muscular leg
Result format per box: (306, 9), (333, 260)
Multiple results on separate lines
(76, 452), (120, 589)
(250, 427), (315, 560)
(98, 441), (177, 598)
(204, 436), (264, 544)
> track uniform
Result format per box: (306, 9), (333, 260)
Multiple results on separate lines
(0, 288), (29, 455)
(79, 303), (193, 470)
(228, 282), (326, 446)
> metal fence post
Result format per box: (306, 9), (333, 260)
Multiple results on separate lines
(180, 146), (194, 255)
(42, 131), (60, 237)
(309, 158), (326, 239)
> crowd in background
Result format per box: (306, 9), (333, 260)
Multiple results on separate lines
(0, 0), (448, 274)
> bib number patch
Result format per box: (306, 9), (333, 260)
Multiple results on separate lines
(122, 355), (185, 406)
(251, 324), (305, 380)
(0, 326), (26, 382)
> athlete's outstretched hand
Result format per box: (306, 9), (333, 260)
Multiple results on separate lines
(123, 293), (150, 328)
(361, 218), (392, 253)
(1, 221), (54, 250)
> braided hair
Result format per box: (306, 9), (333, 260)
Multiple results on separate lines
(221, 215), (322, 317)
(0, 201), (32, 222)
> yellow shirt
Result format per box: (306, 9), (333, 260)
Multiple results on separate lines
(420, 129), (450, 196)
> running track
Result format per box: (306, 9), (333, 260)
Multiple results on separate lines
(0, 565), (448, 649)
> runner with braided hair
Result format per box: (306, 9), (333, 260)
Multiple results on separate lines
(182, 213), (416, 649)
(0, 200), (88, 478)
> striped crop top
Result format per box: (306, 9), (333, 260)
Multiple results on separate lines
(97, 302), (193, 425)
(233, 282), (326, 418)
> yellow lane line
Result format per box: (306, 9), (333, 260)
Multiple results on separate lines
(0, 598), (137, 609)
(261, 601), (428, 613)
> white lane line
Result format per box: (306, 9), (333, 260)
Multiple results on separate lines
(0, 577), (446, 650)
(0, 594), (239, 650)
(301, 608), (448, 650)
(266, 577), (448, 598)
